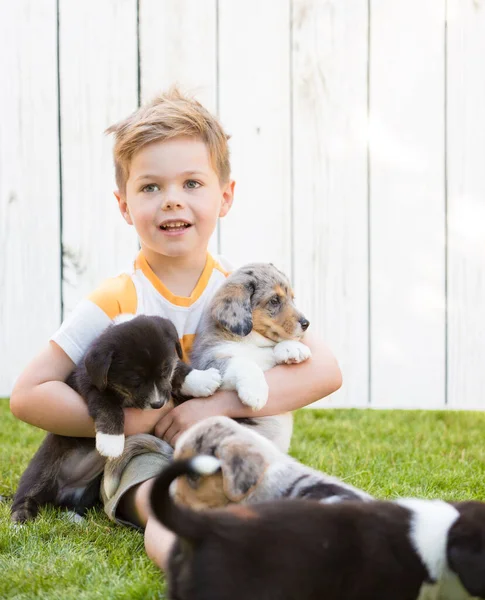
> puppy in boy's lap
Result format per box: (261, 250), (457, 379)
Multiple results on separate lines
(11, 314), (220, 523)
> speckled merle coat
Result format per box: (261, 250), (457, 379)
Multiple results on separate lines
(190, 263), (311, 452)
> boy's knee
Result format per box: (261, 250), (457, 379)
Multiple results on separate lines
(144, 517), (175, 571)
(144, 520), (159, 563)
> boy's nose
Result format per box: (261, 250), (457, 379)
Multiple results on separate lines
(161, 187), (185, 210)
(162, 198), (184, 210)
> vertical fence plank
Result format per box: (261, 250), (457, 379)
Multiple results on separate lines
(292, 0), (369, 407)
(369, 0), (446, 408)
(217, 0), (292, 272)
(447, 0), (485, 409)
(139, 0), (217, 109)
(59, 0), (139, 316)
(0, 0), (60, 396)
(139, 0), (218, 254)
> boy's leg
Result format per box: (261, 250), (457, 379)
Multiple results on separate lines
(145, 517), (176, 570)
(117, 479), (175, 570)
(117, 478), (153, 528)
(101, 448), (176, 570)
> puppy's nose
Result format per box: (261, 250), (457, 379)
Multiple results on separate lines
(299, 317), (310, 331)
(150, 400), (164, 409)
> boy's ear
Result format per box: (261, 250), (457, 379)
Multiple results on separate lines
(219, 180), (235, 218)
(114, 190), (133, 225)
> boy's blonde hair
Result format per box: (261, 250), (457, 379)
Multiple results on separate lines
(106, 88), (231, 193)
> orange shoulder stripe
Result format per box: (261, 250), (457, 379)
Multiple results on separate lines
(180, 333), (196, 364)
(88, 274), (137, 320)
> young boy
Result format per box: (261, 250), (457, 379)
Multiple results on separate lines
(10, 88), (342, 570)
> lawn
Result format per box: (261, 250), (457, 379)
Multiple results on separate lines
(1, 397), (485, 599)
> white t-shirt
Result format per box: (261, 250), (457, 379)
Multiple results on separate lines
(51, 251), (231, 364)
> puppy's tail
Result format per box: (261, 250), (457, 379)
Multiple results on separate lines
(150, 456), (221, 541)
(103, 434), (173, 500)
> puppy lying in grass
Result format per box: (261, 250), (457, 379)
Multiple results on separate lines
(11, 315), (220, 523)
(150, 455), (485, 600)
(170, 415), (371, 507)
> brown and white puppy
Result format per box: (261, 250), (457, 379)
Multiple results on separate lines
(11, 315), (219, 523)
(150, 456), (485, 600)
(190, 263), (311, 412)
(145, 416), (371, 511)
(190, 263), (311, 451)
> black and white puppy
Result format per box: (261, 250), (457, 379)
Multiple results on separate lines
(150, 456), (485, 600)
(68, 315), (220, 457)
(11, 315), (220, 523)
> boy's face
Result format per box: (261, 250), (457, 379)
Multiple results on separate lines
(116, 136), (234, 261)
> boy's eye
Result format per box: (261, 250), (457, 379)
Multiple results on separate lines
(185, 180), (201, 190)
(141, 183), (160, 193)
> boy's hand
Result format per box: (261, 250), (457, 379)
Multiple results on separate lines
(154, 397), (226, 446)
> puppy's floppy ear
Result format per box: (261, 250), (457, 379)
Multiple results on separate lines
(84, 347), (114, 391)
(211, 281), (254, 337)
(169, 323), (184, 360)
(447, 517), (485, 598)
(175, 339), (184, 360)
(161, 317), (184, 360)
(216, 439), (268, 502)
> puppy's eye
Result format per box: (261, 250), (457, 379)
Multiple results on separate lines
(269, 295), (281, 306)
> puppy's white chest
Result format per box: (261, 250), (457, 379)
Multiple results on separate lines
(240, 345), (277, 372)
(214, 335), (277, 372)
(214, 334), (311, 411)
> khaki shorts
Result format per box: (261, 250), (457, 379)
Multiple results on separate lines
(101, 446), (172, 530)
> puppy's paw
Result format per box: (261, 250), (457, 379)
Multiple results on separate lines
(96, 433), (125, 458)
(273, 341), (312, 365)
(181, 368), (222, 397)
(237, 377), (269, 411)
(65, 511), (85, 524)
(11, 508), (33, 524)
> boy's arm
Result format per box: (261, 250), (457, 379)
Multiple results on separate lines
(10, 341), (170, 437)
(155, 331), (342, 445)
(212, 331), (341, 417)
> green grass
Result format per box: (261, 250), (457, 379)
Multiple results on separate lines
(2, 398), (485, 598)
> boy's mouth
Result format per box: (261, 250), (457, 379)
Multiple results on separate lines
(159, 220), (192, 232)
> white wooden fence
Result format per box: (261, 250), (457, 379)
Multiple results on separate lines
(1, 0), (484, 409)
